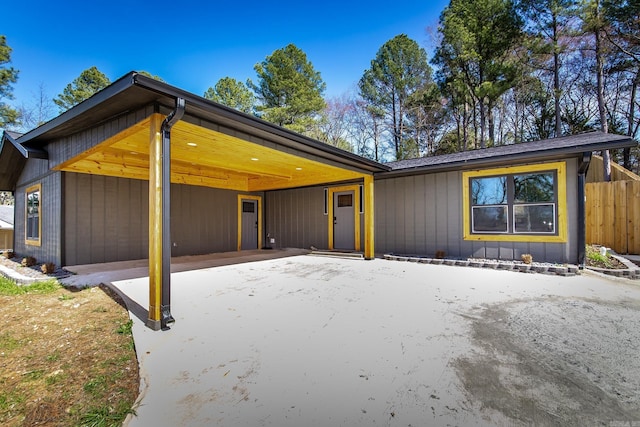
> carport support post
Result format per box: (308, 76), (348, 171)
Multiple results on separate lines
(146, 101), (185, 331)
(364, 174), (375, 259)
(147, 114), (164, 330)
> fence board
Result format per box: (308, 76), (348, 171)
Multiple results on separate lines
(614, 181), (628, 254)
(586, 181), (640, 254)
(629, 181), (640, 254)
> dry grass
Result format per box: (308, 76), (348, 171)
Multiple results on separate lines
(0, 278), (139, 427)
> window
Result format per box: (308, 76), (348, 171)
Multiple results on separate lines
(463, 162), (567, 243)
(26, 184), (41, 246)
(242, 201), (255, 213)
(337, 194), (353, 207)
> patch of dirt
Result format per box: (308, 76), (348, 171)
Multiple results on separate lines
(455, 298), (640, 426)
(585, 245), (628, 270)
(0, 282), (139, 426)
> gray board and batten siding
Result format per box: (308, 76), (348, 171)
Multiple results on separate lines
(64, 173), (264, 266)
(265, 184), (366, 252)
(265, 186), (328, 251)
(374, 158), (580, 264)
(13, 156), (63, 266)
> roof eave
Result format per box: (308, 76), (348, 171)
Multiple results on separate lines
(16, 72), (137, 146)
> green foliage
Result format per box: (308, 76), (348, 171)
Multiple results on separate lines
(0, 277), (60, 296)
(359, 34), (434, 160)
(54, 66), (111, 112)
(585, 245), (617, 268)
(0, 332), (23, 352)
(77, 401), (135, 427)
(204, 77), (255, 114)
(136, 70), (165, 82)
(434, 0), (523, 147)
(248, 44), (326, 131)
(0, 35), (19, 128)
(116, 320), (133, 336)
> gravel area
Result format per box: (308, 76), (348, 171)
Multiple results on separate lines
(0, 254), (72, 282)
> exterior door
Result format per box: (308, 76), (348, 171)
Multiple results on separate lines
(241, 199), (258, 250)
(333, 191), (355, 250)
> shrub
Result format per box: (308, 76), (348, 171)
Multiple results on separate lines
(521, 254), (533, 264)
(41, 262), (56, 274)
(435, 250), (446, 259)
(21, 256), (37, 267)
(2, 250), (15, 259)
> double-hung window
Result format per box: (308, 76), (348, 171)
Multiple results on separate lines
(463, 162), (567, 243)
(26, 184), (42, 246)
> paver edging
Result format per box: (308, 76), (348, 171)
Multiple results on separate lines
(383, 254), (579, 277)
(583, 252), (640, 280)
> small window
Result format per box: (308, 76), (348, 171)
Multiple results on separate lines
(242, 201), (255, 213)
(26, 184), (41, 246)
(337, 194), (353, 207)
(324, 188), (328, 215)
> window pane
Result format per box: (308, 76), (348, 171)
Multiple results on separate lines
(471, 177), (507, 205)
(472, 206), (508, 232)
(514, 204), (555, 233)
(242, 201), (255, 213)
(514, 173), (554, 203)
(27, 191), (39, 215)
(26, 189), (40, 240)
(337, 194), (352, 207)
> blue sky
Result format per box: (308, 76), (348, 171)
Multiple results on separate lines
(4, 0), (449, 109)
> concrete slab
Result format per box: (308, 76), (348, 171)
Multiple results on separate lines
(61, 249), (308, 288)
(104, 255), (640, 426)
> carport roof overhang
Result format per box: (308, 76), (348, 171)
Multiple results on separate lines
(20, 72), (388, 191)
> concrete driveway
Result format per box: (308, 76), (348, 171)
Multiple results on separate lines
(103, 254), (640, 426)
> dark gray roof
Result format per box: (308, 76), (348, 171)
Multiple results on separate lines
(0, 205), (14, 226)
(0, 131), (48, 191)
(383, 132), (638, 177)
(5, 131), (23, 140)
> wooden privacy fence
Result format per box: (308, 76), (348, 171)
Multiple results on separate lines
(586, 180), (640, 254)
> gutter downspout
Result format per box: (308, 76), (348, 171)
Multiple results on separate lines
(160, 98), (185, 330)
(577, 152), (592, 268)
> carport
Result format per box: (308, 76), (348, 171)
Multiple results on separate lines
(8, 72), (387, 330)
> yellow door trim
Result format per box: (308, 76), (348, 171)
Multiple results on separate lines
(328, 185), (361, 251)
(237, 194), (263, 251)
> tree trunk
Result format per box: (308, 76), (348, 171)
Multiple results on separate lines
(625, 69), (639, 169)
(463, 102), (469, 151)
(392, 96), (400, 160)
(479, 99), (487, 149)
(594, 0), (611, 181)
(553, 11), (562, 137)
(488, 98), (495, 146)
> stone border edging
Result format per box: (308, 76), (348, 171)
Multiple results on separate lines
(0, 264), (48, 285)
(384, 253), (640, 280)
(383, 254), (581, 276)
(585, 253), (640, 280)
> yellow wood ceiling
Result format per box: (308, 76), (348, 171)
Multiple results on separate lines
(54, 114), (366, 192)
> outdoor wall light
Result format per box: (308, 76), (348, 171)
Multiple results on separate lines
(187, 142), (197, 147)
